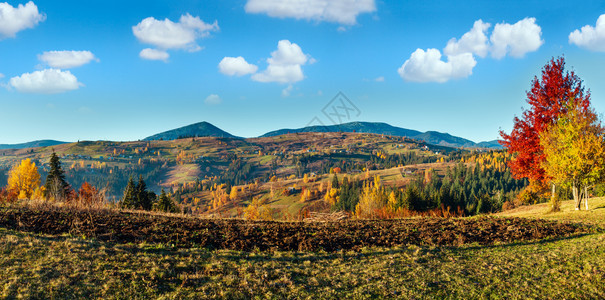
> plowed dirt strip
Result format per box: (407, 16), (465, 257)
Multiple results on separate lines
(0, 205), (590, 252)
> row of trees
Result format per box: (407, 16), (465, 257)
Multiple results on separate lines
(324, 160), (526, 218)
(501, 57), (605, 211)
(2, 153), (72, 202)
(120, 175), (178, 213)
(0, 152), (179, 214)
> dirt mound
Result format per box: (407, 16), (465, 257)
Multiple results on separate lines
(0, 204), (590, 252)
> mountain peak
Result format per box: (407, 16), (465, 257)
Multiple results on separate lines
(143, 121), (238, 141)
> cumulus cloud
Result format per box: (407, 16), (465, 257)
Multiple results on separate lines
(133, 14), (218, 50)
(252, 40), (311, 83)
(0, 73), (4, 79)
(38, 50), (98, 68)
(9, 69), (81, 94)
(204, 94), (222, 105)
(245, 0), (376, 26)
(133, 13), (218, 60)
(399, 18), (543, 83)
(139, 48), (169, 61)
(397, 48), (476, 83)
(490, 17), (543, 59)
(569, 14), (605, 51)
(444, 20), (491, 58)
(0, 1), (45, 39)
(218, 56), (258, 76)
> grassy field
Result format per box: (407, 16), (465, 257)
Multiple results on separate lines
(497, 196), (605, 228)
(1, 199), (604, 299)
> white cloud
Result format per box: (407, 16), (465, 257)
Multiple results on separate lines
(218, 56), (258, 76)
(132, 13), (218, 52)
(374, 76), (384, 82)
(444, 20), (491, 58)
(0, 1), (45, 39)
(281, 84), (293, 97)
(245, 0), (376, 26)
(0, 73), (4, 79)
(397, 48), (476, 83)
(9, 69), (81, 94)
(490, 17), (543, 59)
(398, 17), (543, 83)
(38, 50), (98, 68)
(139, 48), (169, 61)
(204, 94), (222, 105)
(252, 40), (311, 83)
(569, 14), (605, 51)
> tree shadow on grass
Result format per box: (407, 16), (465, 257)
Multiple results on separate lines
(457, 232), (594, 252)
(210, 232), (598, 264)
(593, 205), (605, 211)
(2, 226), (598, 267)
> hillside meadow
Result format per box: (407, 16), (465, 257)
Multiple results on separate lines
(1, 197), (604, 299)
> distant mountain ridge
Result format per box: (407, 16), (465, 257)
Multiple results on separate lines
(143, 121), (238, 141)
(2, 121), (502, 150)
(0, 140), (68, 150)
(261, 121), (502, 149)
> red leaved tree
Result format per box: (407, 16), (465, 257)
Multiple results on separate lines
(500, 57), (591, 190)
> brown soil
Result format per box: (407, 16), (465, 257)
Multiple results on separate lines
(0, 204), (590, 252)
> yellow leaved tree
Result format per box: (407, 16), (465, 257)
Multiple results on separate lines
(355, 175), (386, 218)
(7, 158), (41, 200)
(229, 186), (238, 200)
(540, 100), (605, 211)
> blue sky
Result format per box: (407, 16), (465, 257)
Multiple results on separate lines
(1, 0), (605, 144)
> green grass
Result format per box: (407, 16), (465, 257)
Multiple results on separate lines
(2, 200), (605, 299)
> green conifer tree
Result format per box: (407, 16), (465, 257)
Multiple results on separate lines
(155, 189), (178, 213)
(44, 151), (70, 200)
(136, 175), (152, 210)
(121, 176), (137, 209)
(332, 174), (340, 189)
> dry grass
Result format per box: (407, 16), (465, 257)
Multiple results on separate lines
(497, 197), (605, 228)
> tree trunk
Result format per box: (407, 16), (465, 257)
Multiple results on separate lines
(585, 186), (589, 210)
(572, 185), (581, 210)
(550, 183), (560, 212)
(551, 183), (556, 201)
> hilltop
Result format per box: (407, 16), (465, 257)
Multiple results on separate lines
(143, 121), (239, 141)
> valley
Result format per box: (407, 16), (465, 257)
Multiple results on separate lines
(0, 129), (519, 219)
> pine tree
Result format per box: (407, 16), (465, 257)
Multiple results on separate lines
(121, 176), (137, 209)
(44, 151), (70, 201)
(332, 174), (340, 189)
(155, 189), (178, 213)
(136, 175), (152, 210)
